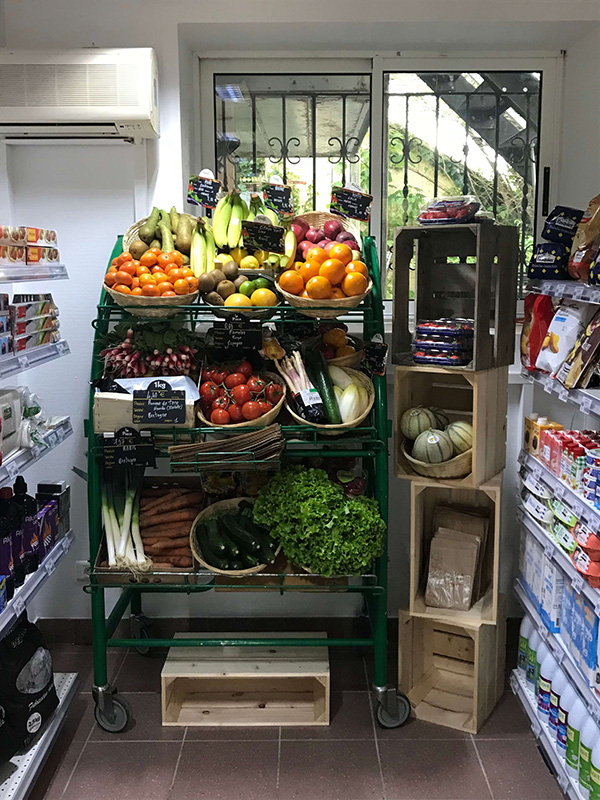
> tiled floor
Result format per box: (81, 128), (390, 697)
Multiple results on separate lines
(28, 645), (564, 800)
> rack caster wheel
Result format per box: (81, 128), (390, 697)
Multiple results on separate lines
(376, 691), (411, 729)
(94, 695), (131, 733)
(130, 614), (153, 656)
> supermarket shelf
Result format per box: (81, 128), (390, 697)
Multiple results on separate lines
(515, 580), (600, 724)
(516, 505), (600, 608)
(523, 367), (600, 419)
(510, 669), (583, 800)
(0, 672), (78, 800)
(0, 340), (70, 379)
(0, 263), (68, 284)
(0, 417), (73, 486)
(0, 530), (74, 638)
(527, 278), (600, 304)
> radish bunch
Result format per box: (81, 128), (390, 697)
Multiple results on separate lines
(100, 327), (199, 378)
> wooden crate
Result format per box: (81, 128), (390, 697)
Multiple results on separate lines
(391, 223), (519, 371)
(161, 632), (330, 727)
(393, 365), (508, 488)
(93, 391), (196, 433)
(398, 601), (506, 734)
(409, 474), (502, 626)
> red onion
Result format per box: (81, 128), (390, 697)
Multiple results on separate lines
(323, 219), (343, 239)
(305, 227), (325, 243)
(336, 231), (356, 243)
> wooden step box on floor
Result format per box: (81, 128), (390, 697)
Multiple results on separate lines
(394, 365), (508, 488)
(409, 474), (502, 626)
(391, 223), (519, 371)
(399, 600), (506, 734)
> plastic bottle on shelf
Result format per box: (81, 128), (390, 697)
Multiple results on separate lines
(0, 506), (14, 600)
(518, 617), (534, 674)
(527, 629), (542, 690)
(549, 668), (569, 735)
(535, 641), (551, 695)
(538, 651), (559, 724)
(566, 699), (589, 777)
(13, 476), (40, 573)
(558, 685), (579, 759)
(579, 717), (599, 799)
(590, 740), (600, 800)
(0, 487), (23, 589)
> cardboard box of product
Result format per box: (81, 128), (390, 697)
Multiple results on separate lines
(13, 329), (60, 352)
(12, 315), (59, 337)
(0, 226), (58, 247)
(540, 559), (564, 632)
(26, 246), (61, 265)
(10, 295), (58, 320)
(0, 245), (26, 267)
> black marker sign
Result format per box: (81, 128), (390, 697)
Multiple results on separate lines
(242, 220), (285, 254)
(213, 314), (263, 352)
(132, 380), (186, 425)
(330, 187), (373, 222)
(187, 176), (222, 209)
(263, 183), (293, 216)
(103, 427), (156, 470)
(363, 339), (388, 376)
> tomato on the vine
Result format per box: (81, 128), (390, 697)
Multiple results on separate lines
(212, 369), (229, 385)
(225, 372), (246, 389)
(232, 384), (251, 405)
(200, 381), (219, 401)
(258, 400), (273, 414)
(265, 383), (283, 405)
(201, 368), (211, 383)
(211, 408), (230, 425)
(242, 401), (262, 420)
(228, 403), (245, 423)
(247, 376), (266, 395)
(212, 396), (230, 411)
(237, 360), (253, 378)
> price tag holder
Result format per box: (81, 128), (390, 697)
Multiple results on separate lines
(102, 428), (156, 471)
(581, 396), (593, 415)
(555, 484), (566, 500)
(330, 186), (373, 221)
(132, 379), (186, 425)
(12, 595), (25, 617)
(212, 314), (262, 354)
(591, 704), (600, 725)
(573, 285), (584, 300)
(544, 541), (555, 559)
(531, 719), (542, 737)
(556, 283), (566, 295)
(518, 451), (527, 466)
(573, 573), (584, 594)
(263, 183), (293, 216)
(17, 355), (29, 371)
(551, 641), (565, 665)
(241, 220), (285, 255)
(558, 387), (569, 403)
(573, 501), (584, 518)
(56, 341), (69, 356)
(544, 377), (554, 394)
(557, 773), (568, 793)
(187, 175), (222, 209)
(5, 461), (18, 481)
(47, 432), (58, 447)
(532, 463), (542, 480)
(45, 555), (55, 575)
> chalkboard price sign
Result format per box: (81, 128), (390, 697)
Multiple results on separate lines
(132, 380), (186, 425)
(242, 220), (285, 254)
(187, 176), (222, 209)
(103, 427), (156, 470)
(263, 183), (294, 216)
(213, 314), (263, 352)
(330, 186), (373, 221)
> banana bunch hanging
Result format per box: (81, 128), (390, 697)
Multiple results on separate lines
(190, 218), (215, 277)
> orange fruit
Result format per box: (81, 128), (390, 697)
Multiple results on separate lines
(162, 291), (176, 297)
(167, 251), (184, 267)
(149, 247), (162, 256)
(186, 276), (199, 291)
(300, 289), (310, 298)
(139, 273), (156, 287)
(336, 345), (356, 357)
(173, 279), (189, 295)
(293, 261), (305, 271)
(108, 265), (117, 274)
(116, 251), (132, 265)
(131, 277), (140, 289)
(331, 287), (346, 299)
(167, 268), (183, 282)
(140, 251), (157, 267)
(157, 253), (173, 269)
(224, 293), (253, 308)
(113, 284), (131, 294)
(298, 260), (321, 283)
(329, 243), (353, 266)
(342, 272), (368, 296)
(152, 271), (169, 284)
(156, 281), (174, 295)
(114, 270), (133, 286)
(111, 258), (119, 267)
(179, 268), (194, 279)
(131, 287), (144, 296)
(305, 247), (328, 265)
(119, 260), (137, 277)
(319, 258), (346, 286)
(151, 265), (166, 274)
(306, 276), (332, 299)
(279, 270), (304, 295)
(104, 272), (117, 287)
(251, 288), (277, 307)
(345, 260), (369, 278)
(136, 265), (151, 277)
(323, 327), (348, 347)
(164, 263), (180, 275)
(142, 284), (160, 297)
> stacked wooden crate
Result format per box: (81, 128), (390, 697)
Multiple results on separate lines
(392, 223), (518, 733)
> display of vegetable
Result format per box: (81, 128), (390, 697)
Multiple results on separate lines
(138, 205), (198, 253)
(275, 350), (327, 424)
(253, 467), (385, 576)
(101, 465), (148, 571)
(193, 503), (278, 572)
(199, 361), (284, 425)
(318, 323), (359, 360)
(290, 216), (361, 264)
(138, 484), (204, 569)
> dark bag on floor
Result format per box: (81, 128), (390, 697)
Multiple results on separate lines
(0, 613), (58, 763)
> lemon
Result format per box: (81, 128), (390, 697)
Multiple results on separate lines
(251, 288), (277, 307)
(224, 292), (253, 307)
(253, 249), (268, 264)
(230, 247), (248, 265)
(240, 255), (260, 271)
(216, 253), (233, 265)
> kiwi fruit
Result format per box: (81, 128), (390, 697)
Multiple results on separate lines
(217, 280), (236, 300)
(222, 262), (239, 280)
(233, 274), (248, 290)
(205, 291), (224, 306)
(210, 269), (226, 285)
(197, 273), (215, 293)
(129, 239), (148, 260)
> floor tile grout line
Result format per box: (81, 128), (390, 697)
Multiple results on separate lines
(364, 655), (387, 800)
(276, 727), (282, 793)
(168, 726), (187, 796)
(59, 715), (96, 798)
(470, 734), (495, 800)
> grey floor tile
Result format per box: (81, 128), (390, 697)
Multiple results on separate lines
(115, 651), (167, 693)
(185, 725), (279, 741)
(52, 648), (127, 692)
(476, 691), (534, 740)
(329, 648), (368, 691)
(281, 691), (374, 740)
(170, 740), (278, 799)
(475, 739), (564, 799)
(379, 739), (492, 800)
(278, 740), (383, 800)
(27, 732), (86, 800)
(376, 713), (470, 740)
(89, 693), (184, 742)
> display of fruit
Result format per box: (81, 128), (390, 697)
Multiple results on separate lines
(317, 323), (360, 361)
(104, 248), (198, 296)
(412, 428), (454, 463)
(198, 362), (284, 426)
(445, 420), (473, 454)
(401, 405), (474, 463)
(400, 407), (437, 440)
(277, 251), (369, 301)
(290, 216), (362, 263)
(197, 259), (279, 309)
(138, 205), (197, 255)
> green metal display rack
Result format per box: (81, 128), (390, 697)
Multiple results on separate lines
(85, 234), (409, 732)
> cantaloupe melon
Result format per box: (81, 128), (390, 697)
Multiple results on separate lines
(400, 406), (436, 440)
(445, 420), (473, 454)
(412, 429), (454, 463)
(429, 406), (450, 429)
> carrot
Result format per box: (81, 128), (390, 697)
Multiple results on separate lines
(140, 508), (199, 528)
(141, 525), (192, 539)
(147, 547), (191, 558)
(139, 497), (203, 524)
(142, 536), (189, 547)
(151, 557), (192, 567)
(145, 539), (190, 553)
(141, 488), (192, 513)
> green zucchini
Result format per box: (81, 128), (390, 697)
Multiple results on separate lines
(242, 552), (260, 568)
(221, 516), (261, 553)
(206, 518), (226, 554)
(216, 521), (240, 558)
(199, 534), (229, 570)
(306, 349), (341, 424)
(229, 559), (244, 571)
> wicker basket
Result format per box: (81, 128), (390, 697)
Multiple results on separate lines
(203, 297), (279, 322)
(401, 440), (473, 479)
(190, 497), (280, 576)
(277, 280), (372, 320)
(292, 211), (361, 245)
(196, 371), (285, 429)
(284, 367), (374, 436)
(106, 286), (199, 318)
(325, 336), (364, 369)
(123, 218), (148, 252)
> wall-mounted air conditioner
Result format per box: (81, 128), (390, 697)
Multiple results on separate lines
(0, 47), (159, 139)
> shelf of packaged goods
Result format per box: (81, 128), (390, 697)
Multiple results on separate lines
(510, 669), (583, 800)
(0, 263), (69, 284)
(0, 417), (73, 486)
(0, 530), (74, 638)
(0, 672), (79, 800)
(527, 278), (600, 305)
(514, 580), (600, 726)
(523, 368), (600, 419)
(0, 341), (70, 379)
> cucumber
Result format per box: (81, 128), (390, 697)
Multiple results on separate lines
(305, 349), (341, 424)
(221, 516), (261, 553)
(216, 521), (240, 558)
(206, 518), (226, 554)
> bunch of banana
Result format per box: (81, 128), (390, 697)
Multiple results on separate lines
(190, 217), (215, 277)
(212, 191), (252, 250)
(248, 193), (279, 225)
